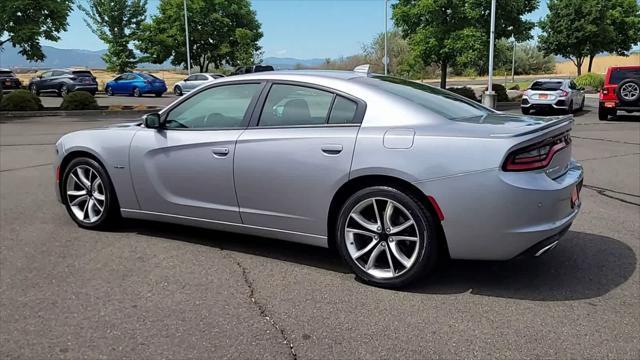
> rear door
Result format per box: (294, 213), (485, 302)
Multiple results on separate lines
(234, 82), (365, 236)
(183, 74), (199, 91)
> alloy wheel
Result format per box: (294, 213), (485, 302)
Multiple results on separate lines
(30, 84), (38, 95)
(620, 83), (639, 101)
(345, 197), (421, 279)
(66, 165), (106, 223)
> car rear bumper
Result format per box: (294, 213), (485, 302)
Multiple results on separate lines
(141, 85), (167, 94)
(599, 101), (640, 112)
(413, 159), (583, 260)
(68, 84), (98, 92)
(522, 97), (570, 110)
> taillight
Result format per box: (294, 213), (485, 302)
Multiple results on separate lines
(503, 133), (571, 171)
(559, 90), (569, 97)
(602, 88), (609, 95)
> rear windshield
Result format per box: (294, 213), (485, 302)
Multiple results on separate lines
(530, 81), (563, 91)
(72, 71), (94, 77)
(139, 73), (160, 80)
(357, 76), (492, 121)
(0, 70), (13, 76)
(254, 65), (274, 72)
(610, 69), (640, 84)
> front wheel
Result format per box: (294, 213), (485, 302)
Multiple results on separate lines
(336, 186), (439, 288)
(133, 88), (142, 97)
(62, 158), (119, 229)
(521, 107), (530, 115)
(60, 85), (69, 97)
(173, 86), (183, 96)
(30, 84), (40, 96)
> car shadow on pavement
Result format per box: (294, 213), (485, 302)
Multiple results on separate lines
(118, 219), (351, 274)
(610, 114), (640, 122)
(406, 231), (637, 301)
(118, 221), (635, 301)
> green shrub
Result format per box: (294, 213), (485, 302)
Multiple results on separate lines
(484, 83), (509, 102)
(447, 86), (478, 101)
(575, 73), (604, 90)
(60, 91), (99, 110)
(0, 89), (42, 111)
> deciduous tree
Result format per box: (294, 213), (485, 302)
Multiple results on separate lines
(392, 0), (538, 88)
(137, 0), (262, 72)
(78, 0), (147, 73)
(0, 0), (73, 61)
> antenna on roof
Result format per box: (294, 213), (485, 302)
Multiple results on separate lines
(353, 64), (371, 74)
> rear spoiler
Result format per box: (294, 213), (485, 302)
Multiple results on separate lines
(491, 115), (574, 138)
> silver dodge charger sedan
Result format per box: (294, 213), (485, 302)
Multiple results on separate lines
(54, 68), (583, 287)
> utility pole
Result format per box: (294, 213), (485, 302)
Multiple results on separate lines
(511, 37), (516, 83)
(482, 0), (497, 108)
(384, 0), (388, 75)
(183, 0), (191, 75)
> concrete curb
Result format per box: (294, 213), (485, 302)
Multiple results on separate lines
(0, 108), (159, 118)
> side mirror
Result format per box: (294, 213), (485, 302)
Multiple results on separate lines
(579, 87), (585, 91)
(144, 113), (163, 129)
(184, 77), (189, 82)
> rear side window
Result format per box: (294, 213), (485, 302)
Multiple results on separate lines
(259, 84), (334, 126)
(328, 96), (358, 124)
(531, 81), (563, 91)
(254, 65), (274, 72)
(139, 73), (160, 80)
(610, 69), (640, 84)
(359, 76), (490, 121)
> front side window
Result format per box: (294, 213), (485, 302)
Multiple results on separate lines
(186, 75), (198, 81)
(259, 84), (334, 126)
(40, 71), (52, 78)
(165, 83), (261, 129)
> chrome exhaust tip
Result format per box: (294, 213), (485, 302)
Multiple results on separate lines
(534, 241), (559, 257)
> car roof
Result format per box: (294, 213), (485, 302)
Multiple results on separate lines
(0, 68), (12, 72)
(227, 70), (367, 81)
(532, 78), (567, 82)
(609, 65), (640, 70)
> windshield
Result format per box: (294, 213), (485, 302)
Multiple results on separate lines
(357, 76), (492, 120)
(531, 81), (563, 91)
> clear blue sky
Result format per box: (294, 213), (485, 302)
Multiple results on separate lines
(43, 0), (551, 59)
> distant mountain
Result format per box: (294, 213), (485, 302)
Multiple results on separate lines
(0, 45), (327, 71)
(262, 57), (326, 70)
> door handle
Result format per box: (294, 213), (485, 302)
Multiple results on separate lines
(211, 147), (230, 157)
(321, 144), (343, 155)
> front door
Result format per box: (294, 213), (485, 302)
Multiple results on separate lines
(129, 82), (264, 222)
(234, 83), (363, 236)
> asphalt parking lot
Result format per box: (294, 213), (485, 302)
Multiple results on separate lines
(1, 105), (638, 358)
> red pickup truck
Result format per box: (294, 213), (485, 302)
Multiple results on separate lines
(599, 65), (640, 120)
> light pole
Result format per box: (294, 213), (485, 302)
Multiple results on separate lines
(384, 0), (388, 75)
(482, 0), (497, 108)
(183, 0), (191, 75)
(511, 36), (516, 83)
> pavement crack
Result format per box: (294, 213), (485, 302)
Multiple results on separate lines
(572, 135), (640, 146)
(0, 162), (52, 172)
(221, 251), (297, 360)
(584, 185), (640, 207)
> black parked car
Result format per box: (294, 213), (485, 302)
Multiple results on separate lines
(231, 64), (274, 75)
(0, 69), (22, 90)
(28, 69), (98, 97)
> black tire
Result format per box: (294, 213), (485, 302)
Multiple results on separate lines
(155, 92), (163, 97)
(579, 97), (585, 111)
(61, 157), (119, 230)
(173, 86), (183, 96)
(616, 78), (640, 103)
(336, 186), (439, 288)
(105, 87), (113, 96)
(521, 107), (531, 115)
(565, 101), (573, 114)
(133, 87), (142, 97)
(30, 84), (40, 96)
(598, 104), (611, 121)
(60, 85), (69, 97)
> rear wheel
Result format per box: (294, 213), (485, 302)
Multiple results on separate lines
(155, 92), (163, 97)
(521, 107), (531, 115)
(60, 85), (69, 97)
(336, 186), (438, 288)
(105, 86), (113, 96)
(62, 157), (119, 229)
(173, 85), (183, 96)
(598, 105), (612, 121)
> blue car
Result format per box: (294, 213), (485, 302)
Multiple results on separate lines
(105, 72), (167, 97)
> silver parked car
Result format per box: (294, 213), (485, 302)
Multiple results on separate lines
(54, 69), (583, 287)
(173, 73), (224, 96)
(521, 79), (585, 115)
